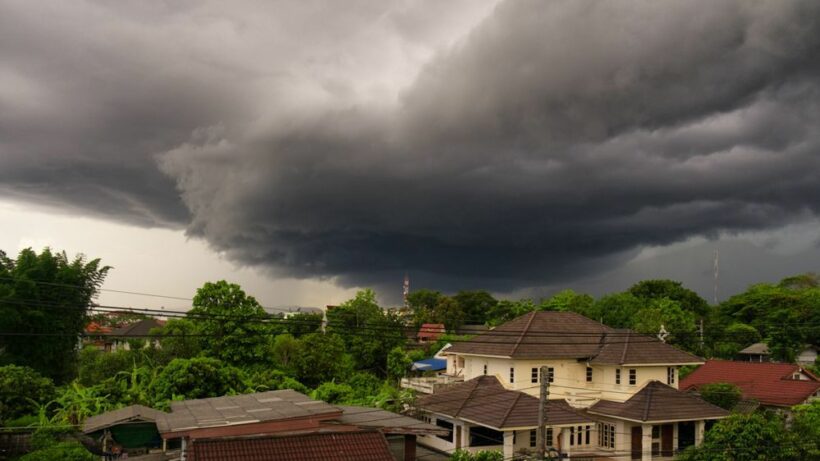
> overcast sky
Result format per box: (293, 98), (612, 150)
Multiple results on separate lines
(2, 0), (819, 307)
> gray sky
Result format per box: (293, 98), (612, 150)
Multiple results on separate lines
(1, 0), (819, 306)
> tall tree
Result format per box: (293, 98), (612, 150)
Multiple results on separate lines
(629, 279), (710, 317)
(453, 290), (497, 324)
(187, 281), (272, 365)
(0, 248), (109, 383)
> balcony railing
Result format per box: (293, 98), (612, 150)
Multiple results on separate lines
(401, 375), (464, 394)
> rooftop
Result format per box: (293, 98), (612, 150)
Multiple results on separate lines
(156, 390), (340, 434)
(83, 405), (167, 434)
(108, 318), (165, 338)
(335, 405), (448, 436)
(589, 381), (728, 423)
(188, 430), (395, 461)
(446, 311), (703, 365)
(418, 375), (592, 430)
(680, 360), (820, 407)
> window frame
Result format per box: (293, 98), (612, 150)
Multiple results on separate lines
(586, 367), (593, 382)
(615, 368), (621, 385)
(509, 367), (515, 384)
(629, 368), (637, 385)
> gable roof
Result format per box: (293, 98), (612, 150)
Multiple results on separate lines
(189, 431), (395, 461)
(108, 318), (165, 338)
(589, 381), (728, 423)
(446, 311), (703, 365)
(156, 390), (340, 434)
(417, 375), (592, 430)
(738, 342), (769, 355)
(680, 360), (820, 407)
(83, 405), (167, 434)
(418, 323), (446, 340)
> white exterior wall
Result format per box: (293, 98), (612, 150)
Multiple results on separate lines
(456, 354), (679, 404)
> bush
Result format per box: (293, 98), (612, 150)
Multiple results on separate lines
(19, 441), (95, 461)
(0, 365), (55, 422)
(311, 382), (355, 404)
(698, 383), (742, 410)
(150, 357), (247, 403)
(247, 369), (309, 394)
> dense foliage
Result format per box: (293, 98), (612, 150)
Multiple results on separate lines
(678, 413), (791, 461)
(0, 248), (109, 383)
(697, 383), (743, 411)
(0, 365), (55, 422)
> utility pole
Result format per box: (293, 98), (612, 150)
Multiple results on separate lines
(537, 365), (550, 459)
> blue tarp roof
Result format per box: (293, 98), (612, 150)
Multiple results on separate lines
(411, 358), (446, 371)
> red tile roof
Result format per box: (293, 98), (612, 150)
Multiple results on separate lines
(680, 360), (820, 407)
(446, 311), (703, 365)
(189, 430), (395, 461)
(589, 381), (728, 423)
(418, 375), (592, 429)
(418, 323), (445, 340)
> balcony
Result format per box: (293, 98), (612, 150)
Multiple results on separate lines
(401, 375), (464, 394)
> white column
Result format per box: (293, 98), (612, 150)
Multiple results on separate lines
(180, 437), (188, 461)
(673, 423), (679, 453)
(561, 428), (572, 457)
(695, 421), (706, 446)
(641, 424), (652, 461)
(460, 423), (470, 449)
(503, 431), (514, 460)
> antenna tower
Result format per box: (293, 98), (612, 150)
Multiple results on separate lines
(713, 249), (719, 304)
(403, 273), (410, 307)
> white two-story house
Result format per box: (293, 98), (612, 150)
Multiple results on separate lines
(417, 311), (727, 460)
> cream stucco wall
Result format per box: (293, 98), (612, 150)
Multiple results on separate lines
(453, 354), (680, 405)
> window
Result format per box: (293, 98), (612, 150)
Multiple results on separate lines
(470, 426), (504, 447)
(435, 418), (453, 441)
(547, 367), (554, 383)
(615, 368), (621, 385)
(570, 425), (591, 446)
(546, 428), (553, 447)
(667, 367), (675, 385)
(483, 364), (487, 376)
(510, 367), (515, 383)
(597, 423), (616, 449)
(629, 368), (637, 385)
(532, 367), (539, 383)
(530, 430), (537, 447)
(586, 367), (593, 382)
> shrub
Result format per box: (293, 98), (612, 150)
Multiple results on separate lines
(0, 365), (55, 422)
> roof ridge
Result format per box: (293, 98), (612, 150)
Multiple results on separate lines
(509, 311), (537, 357)
(619, 330), (631, 365)
(499, 392), (523, 428)
(641, 381), (655, 421)
(452, 378), (482, 418)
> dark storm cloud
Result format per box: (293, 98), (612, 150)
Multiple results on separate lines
(3, 0), (820, 294)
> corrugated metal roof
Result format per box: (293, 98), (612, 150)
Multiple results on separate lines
(83, 405), (167, 434)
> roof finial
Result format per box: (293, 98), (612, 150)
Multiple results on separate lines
(658, 324), (669, 343)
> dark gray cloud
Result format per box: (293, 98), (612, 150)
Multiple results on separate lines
(2, 0), (820, 299)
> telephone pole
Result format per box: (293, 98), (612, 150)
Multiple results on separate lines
(537, 365), (550, 459)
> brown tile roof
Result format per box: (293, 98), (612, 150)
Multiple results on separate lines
(83, 405), (167, 434)
(446, 311), (703, 365)
(417, 375), (592, 429)
(418, 323), (446, 340)
(588, 381), (728, 423)
(588, 329), (703, 365)
(189, 430), (395, 461)
(108, 318), (165, 338)
(156, 390), (340, 434)
(335, 405), (448, 436)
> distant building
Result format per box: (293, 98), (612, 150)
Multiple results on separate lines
(680, 360), (820, 410)
(107, 318), (165, 352)
(417, 323), (445, 343)
(737, 342), (819, 365)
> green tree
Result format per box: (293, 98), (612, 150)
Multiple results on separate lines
(152, 318), (202, 359)
(453, 290), (497, 325)
(0, 248), (110, 383)
(486, 299), (537, 326)
(271, 333), (299, 369)
(432, 296), (465, 332)
(712, 323), (762, 358)
(386, 346), (412, 382)
(406, 289), (444, 326)
(629, 279), (709, 317)
(283, 312), (324, 337)
(632, 298), (698, 350)
(247, 369), (308, 394)
(50, 382), (114, 426)
(311, 381), (356, 404)
(150, 357), (247, 403)
(187, 281), (272, 365)
(677, 413), (789, 461)
(788, 400), (820, 459)
(697, 383), (742, 410)
(0, 365), (55, 422)
(326, 290), (405, 373)
(540, 289), (594, 315)
(590, 292), (644, 328)
(291, 333), (351, 387)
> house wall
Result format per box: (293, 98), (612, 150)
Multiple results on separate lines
(455, 355), (678, 405)
(797, 348), (818, 365)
